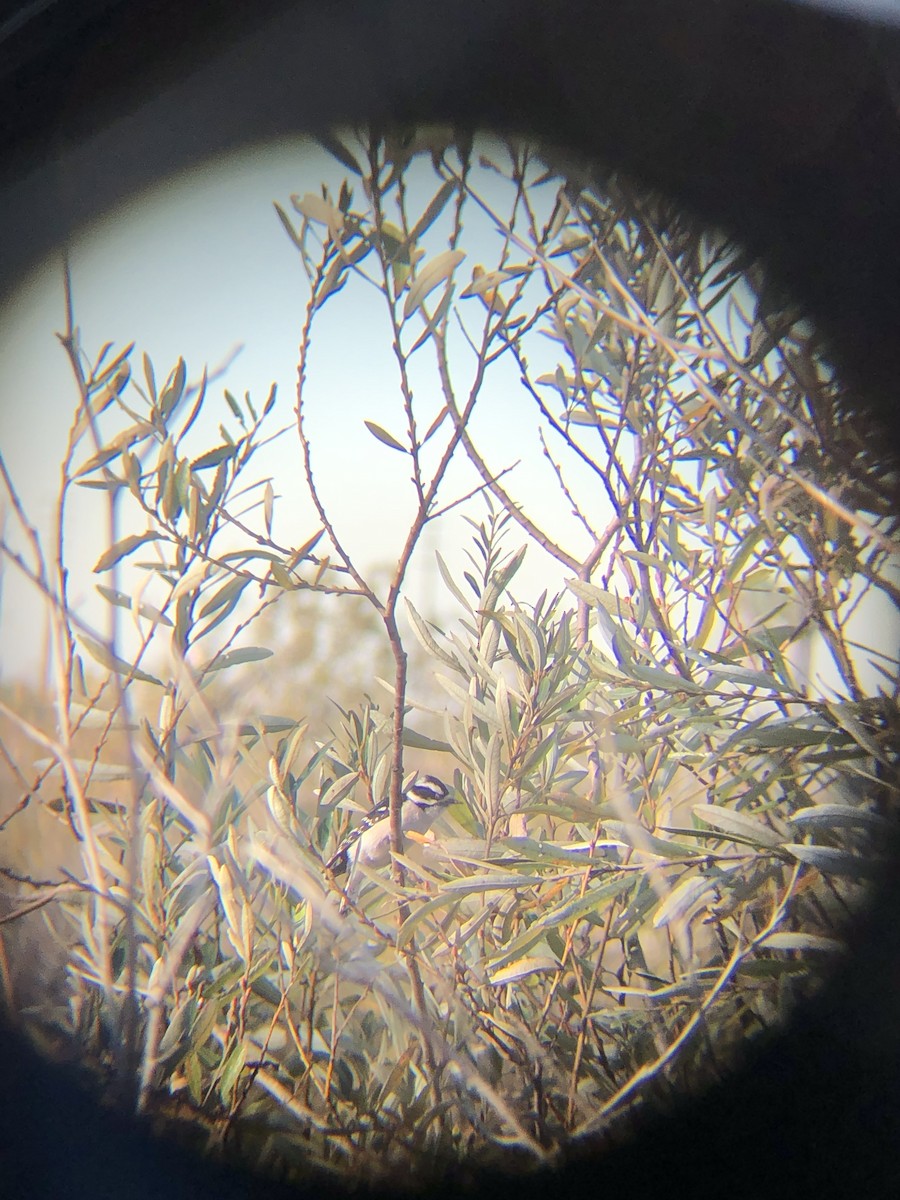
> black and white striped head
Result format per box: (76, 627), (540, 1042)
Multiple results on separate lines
(405, 775), (452, 808)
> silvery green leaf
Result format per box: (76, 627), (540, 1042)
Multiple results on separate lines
(692, 804), (784, 848)
(757, 931), (843, 953)
(789, 804), (891, 834)
(489, 949), (561, 986)
(652, 874), (718, 928)
(781, 843), (877, 878)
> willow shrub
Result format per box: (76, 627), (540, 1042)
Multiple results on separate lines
(0, 131), (896, 1185)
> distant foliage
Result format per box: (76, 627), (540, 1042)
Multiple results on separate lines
(0, 130), (897, 1184)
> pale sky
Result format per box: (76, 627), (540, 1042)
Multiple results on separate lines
(0, 134), (895, 700)
(0, 137), (587, 685)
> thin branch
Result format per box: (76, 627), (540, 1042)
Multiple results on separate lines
(571, 863), (804, 1139)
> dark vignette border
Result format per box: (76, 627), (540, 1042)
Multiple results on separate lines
(1, 3), (898, 1198)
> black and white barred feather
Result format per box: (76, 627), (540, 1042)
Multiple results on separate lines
(325, 775), (452, 887)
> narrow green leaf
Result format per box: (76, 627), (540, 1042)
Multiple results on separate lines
(403, 249), (465, 318)
(436, 673), (499, 728)
(315, 133), (362, 176)
(739, 723), (837, 750)
(199, 574), (250, 620)
(192, 444), (238, 471)
(436, 550), (473, 610)
(204, 646), (273, 674)
(35, 757), (134, 783)
(621, 549), (669, 572)
(185, 1054), (203, 1106)
(422, 404), (448, 444)
(269, 561), (297, 590)
(90, 419), (155, 464)
(189, 996), (220, 1054)
(757, 931), (843, 953)
(404, 598), (459, 669)
(391, 260), (412, 295)
(520, 732), (561, 776)
(217, 1041), (247, 1104)
(407, 284), (454, 354)
(630, 664), (711, 695)
(378, 219), (407, 262)
(92, 342), (134, 389)
(73, 444), (123, 478)
(652, 874), (717, 928)
(489, 950), (560, 986)
(495, 674), (514, 753)
(93, 532), (162, 573)
(80, 635), (162, 685)
(143, 352), (157, 402)
(159, 358), (187, 418)
(364, 420), (406, 452)
(461, 267), (515, 299)
(703, 488), (718, 539)
(334, 236), (372, 270)
(725, 522), (767, 582)
(239, 714), (302, 737)
(825, 701), (893, 764)
(789, 804), (892, 834)
(402, 727), (454, 753)
(157, 995), (195, 1067)
(316, 258), (349, 305)
(604, 970), (723, 1002)
(96, 585), (173, 626)
(612, 881), (659, 941)
(704, 663), (794, 693)
(441, 872), (542, 893)
(263, 481), (274, 538)
(178, 366), (208, 442)
(488, 874), (636, 970)
(484, 732), (502, 815)
(75, 477), (125, 491)
(692, 804), (784, 848)
(781, 843), (877, 878)
(738, 958), (811, 980)
(289, 527), (326, 566)
(408, 179), (456, 245)
(292, 192), (344, 229)
(491, 543), (527, 599)
(603, 820), (698, 858)
(397, 894), (463, 950)
(566, 578), (638, 623)
(274, 202), (303, 251)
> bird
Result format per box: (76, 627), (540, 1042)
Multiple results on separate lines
(325, 774), (453, 899)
